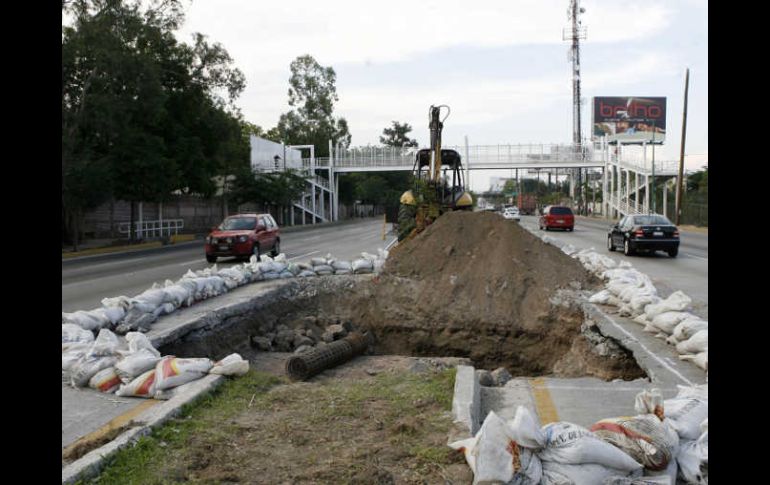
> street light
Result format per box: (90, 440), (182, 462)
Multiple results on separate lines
(651, 120), (656, 214)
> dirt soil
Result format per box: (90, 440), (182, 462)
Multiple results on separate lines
(310, 211), (642, 379)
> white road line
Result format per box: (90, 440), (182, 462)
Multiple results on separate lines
(595, 307), (695, 387)
(178, 259), (207, 266)
(288, 250), (319, 261)
(684, 253), (708, 261)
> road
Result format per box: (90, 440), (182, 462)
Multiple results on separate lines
(518, 215), (708, 319)
(62, 218), (394, 313)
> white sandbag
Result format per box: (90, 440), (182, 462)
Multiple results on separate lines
(507, 406), (546, 449)
(334, 269), (352, 275)
(590, 414), (679, 471)
(672, 319), (708, 343)
(649, 312), (692, 335)
(541, 462), (635, 485)
(296, 262), (313, 271)
(262, 272), (281, 280)
(629, 294), (661, 314)
(539, 421), (642, 472)
(310, 257), (327, 267)
(644, 460), (678, 485)
(360, 252), (378, 262)
(87, 329), (121, 357)
(602, 476), (671, 485)
(457, 411), (543, 484)
(377, 248), (389, 260)
(664, 387), (708, 440)
(62, 324), (94, 348)
(209, 353), (250, 376)
(273, 253), (287, 262)
(679, 352), (708, 372)
(314, 264), (334, 275)
(373, 259), (385, 273)
(589, 290), (612, 304)
(297, 270), (316, 278)
(89, 367), (121, 393)
(62, 310), (108, 331)
(70, 355), (118, 387)
(278, 270), (294, 279)
(633, 314), (650, 326)
(101, 295), (131, 310)
(644, 291), (691, 320)
(115, 369), (157, 397)
(331, 260), (352, 271)
(286, 262), (301, 276)
(62, 343), (91, 375)
(115, 349), (162, 383)
(124, 332), (161, 357)
(352, 258), (374, 273)
(675, 330), (708, 355)
(132, 288), (167, 309)
(152, 302), (176, 317)
(561, 244), (577, 256)
(154, 356), (213, 391)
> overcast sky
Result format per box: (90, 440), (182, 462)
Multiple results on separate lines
(175, 0), (707, 191)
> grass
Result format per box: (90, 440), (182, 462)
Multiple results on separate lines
(80, 366), (460, 484)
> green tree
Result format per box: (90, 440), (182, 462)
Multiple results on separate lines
(272, 55), (351, 157)
(380, 121), (418, 147)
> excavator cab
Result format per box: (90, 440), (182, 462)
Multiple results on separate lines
(398, 105), (473, 241)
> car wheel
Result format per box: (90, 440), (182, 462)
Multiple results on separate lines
(271, 239), (280, 257)
(668, 248), (678, 258)
(624, 239), (634, 256)
(607, 236), (615, 252)
(206, 254), (217, 264)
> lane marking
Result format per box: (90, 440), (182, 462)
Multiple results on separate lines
(288, 250), (319, 261)
(684, 253), (708, 261)
(593, 307), (695, 387)
(530, 378), (560, 425)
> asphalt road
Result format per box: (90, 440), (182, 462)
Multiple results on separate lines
(518, 215), (708, 319)
(62, 218), (394, 313)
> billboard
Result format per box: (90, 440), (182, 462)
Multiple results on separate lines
(592, 97), (666, 144)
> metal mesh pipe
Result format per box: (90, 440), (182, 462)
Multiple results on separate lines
(285, 332), (370, 381)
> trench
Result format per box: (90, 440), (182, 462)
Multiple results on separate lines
(158, 277), (646, 382)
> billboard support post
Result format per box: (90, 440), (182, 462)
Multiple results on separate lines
(676, 68), (690, 225)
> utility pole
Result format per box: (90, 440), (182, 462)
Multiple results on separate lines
(676, 68), (689, 225)
(565, 0), (587, 214)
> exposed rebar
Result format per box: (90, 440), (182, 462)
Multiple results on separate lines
(285, 332), (370, 381)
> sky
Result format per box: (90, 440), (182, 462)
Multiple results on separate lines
(175, 0), (707, 192)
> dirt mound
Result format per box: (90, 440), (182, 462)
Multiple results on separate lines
(384, 210), (595, 328)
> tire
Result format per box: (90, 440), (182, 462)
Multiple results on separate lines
(567, 227), (574, 232)
(206, 254), (217, 263)
(668, 248), (678, 258)
(623, 239), (634, 256)
(271, 239), (280, 257)
(607, 236), (615, 252)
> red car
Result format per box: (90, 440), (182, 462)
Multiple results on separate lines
(205, 213), (280, 263)
(539, 205), (574, 231)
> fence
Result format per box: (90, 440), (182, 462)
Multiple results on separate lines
(117, 219), (184, 239)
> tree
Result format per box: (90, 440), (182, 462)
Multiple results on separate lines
(272, 55), (351, 157)
(380, 121), (418, 147)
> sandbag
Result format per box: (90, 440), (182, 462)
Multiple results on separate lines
(541, 461), (636, 485)
(649, 312), (692, 335)
(313, 264), (334, 275)
(209, 353), (249, 376)
(590, 415), (679, 471)
(602, 476), (671, 484)
(101, 295), (131, 310)
(115, 369), (157, 397)
(115, 309), (157, 334)
(87, 329), (121, 357)
(154, 356), (213, 391)
(278, 270), (295, 279)
(115, 349), (162, 383)
(672, 319), (708, 343)
(152, 302), (176, 317)
(297, 270), (316, 278)
(675, 330), (708, 355)
(296, 262), (313, 271)
(94, 306), (126, 325)
(62, 343), (91, 378)
(124, 332), (161, 357)
(352, 258), (374, 274)
(677, 437), (707, 484)
(644, 291), (691, 320)
(70, 355), (118, 387)
(589, 290), (612, 304)
(334, 269), (352, 275)
(89, 367), (121, 393)
(286, 262), (301, 276)
(663, 387), (708, 440)
(262, 272), (281, 280)
(62, 310), (107, 331)
(62, 324), (94, 348)
(331, 260), (352, 271)
(539, 421), (642, 472)
(679, 352), (707, 372)
(310, 257), (327, 267)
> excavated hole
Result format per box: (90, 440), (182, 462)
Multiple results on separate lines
(158, 277), (646, 382)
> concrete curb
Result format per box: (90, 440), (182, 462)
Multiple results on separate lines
(62, 374), (226, 484)
(451, 365), (481, 437)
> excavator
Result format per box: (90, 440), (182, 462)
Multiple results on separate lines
(397, 105), (473, 241)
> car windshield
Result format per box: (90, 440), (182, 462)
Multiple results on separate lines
(633, 215), (672, 226)
(550, 207), (573, 215)
(220, 217), (257, 230)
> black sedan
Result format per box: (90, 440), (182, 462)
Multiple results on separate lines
(608, 215), (680, 257)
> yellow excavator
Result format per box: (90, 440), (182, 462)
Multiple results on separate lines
(397, 105), (473, 241)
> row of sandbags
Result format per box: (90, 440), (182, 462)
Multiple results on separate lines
(62, 249), (390, 335)
(62, 328), (249, 398)
(450, 386), (708, 484)
(558, 247), (708, 373)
